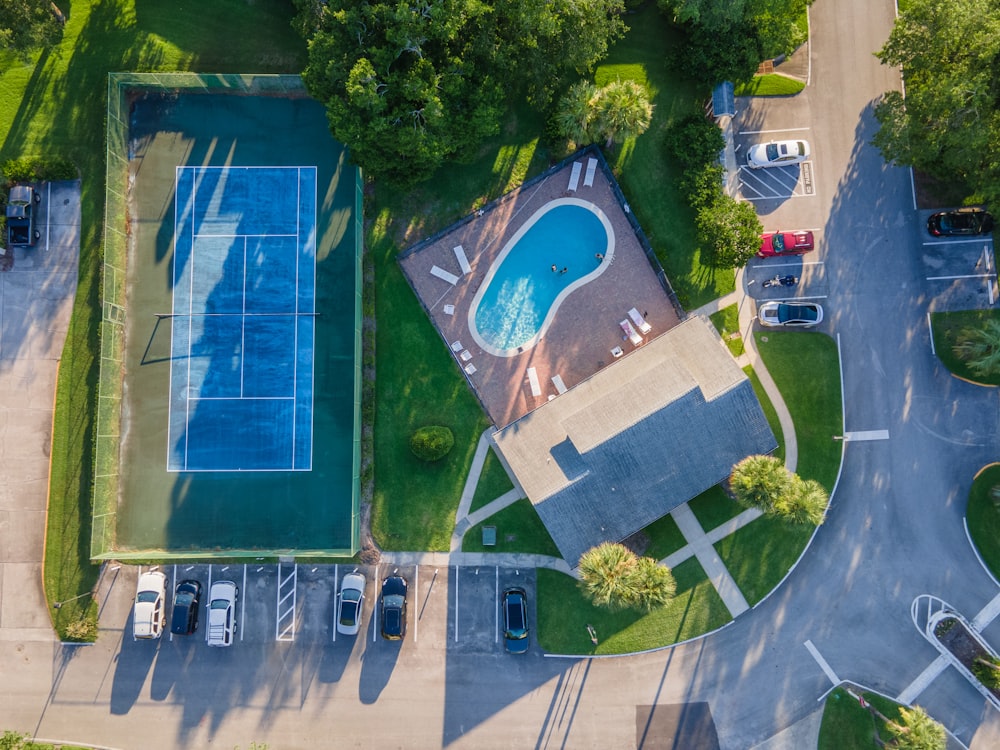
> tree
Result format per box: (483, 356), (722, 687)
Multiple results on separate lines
(592, 79), (654, 148)
(729, 455), (791, 514)
(695, 194), (762, 268)
(577, 543), (676, 611)
(296, 0), (626, 184)
(885, 705), (946, 750)
(873, 0), (1000, 206)
(554, 81), (600, 147)
(553, 79), (653, 149)
(776, 477), (828, 525)
(0, 0), (62, 65)
(953, 318), (1000, 378)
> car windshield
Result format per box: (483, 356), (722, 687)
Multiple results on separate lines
(137, 591), (159, 603)
(175, 592), (193, 605)
(210, 599), (230, 610)
(942, 214), (974, 230)
(771, 235), (786, 252)
(765, 143), (779, 161)
(383, 594), (404, 608)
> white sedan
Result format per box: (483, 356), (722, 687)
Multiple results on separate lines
(758, 301), (824, 328)
(746, 139), (810, 169)
(206, 580), (238, 647)
(336, 572), (366, 636)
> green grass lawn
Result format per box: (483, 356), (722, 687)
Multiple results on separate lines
(734, 74), (805, 97)
(688, 485), (745, 534)
(595, 4), (731, 310)
(537, 557), (731, 654)
(715, 514), (815, 605)
(745, 364), (786, 463)
(462, 498), (561, 556)
(640, 513), (688, 561)
(930, 309), (1000, 386)
(966, 463), (1000, 578)
(0, 0), (307, 639)
(709, 304), (746, 357)
(469, 447), (517, 514)
(755, 331), (842, 489)
(819, 688), (910, 750)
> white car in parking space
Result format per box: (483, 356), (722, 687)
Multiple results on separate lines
(758, 301), (824, 328)
(746, 139), (810, 169)
(336, 572), (367, 636)
(207, 580), (238, 647)
(133, 570), (167, 640)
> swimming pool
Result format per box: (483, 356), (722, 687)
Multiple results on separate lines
(469, 198), (615, 356)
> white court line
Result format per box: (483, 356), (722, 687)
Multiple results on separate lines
(896, 654), (949, 704)
(804, 639), (840, 684)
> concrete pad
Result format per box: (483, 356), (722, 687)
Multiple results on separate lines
(2, 563), (52, 629)
(748, 708), (823, 750)
(0, 509), (47, 561)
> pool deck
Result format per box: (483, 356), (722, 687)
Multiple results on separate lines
(400, 156), (684, 428)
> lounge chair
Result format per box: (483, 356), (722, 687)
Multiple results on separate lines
(568, 162), (583, 191)
(628, 308), (652, 334)
(526, 367), (542, 397)
(453, 245), (472, 275)
(431, 265), (459, 285)
(620, 319), (642, 347)
(552, 374), (568, 394)
(583, 157), (598, 187)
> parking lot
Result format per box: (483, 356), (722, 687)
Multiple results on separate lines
(128, 563), (538, 656)
(920, 223), (997, 311)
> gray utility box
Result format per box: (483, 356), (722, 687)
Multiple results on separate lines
(6, 185), (41, 247)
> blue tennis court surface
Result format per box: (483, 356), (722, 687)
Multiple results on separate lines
(168, 166), (317, 471)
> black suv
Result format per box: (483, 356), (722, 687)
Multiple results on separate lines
(502, 587), (529, 654)
(379, 575), (408, 640)
(927, 208), (994, 237)
(170, 579), (202, 635)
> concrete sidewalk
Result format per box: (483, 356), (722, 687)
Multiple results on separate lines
(0, 181), (80, 644)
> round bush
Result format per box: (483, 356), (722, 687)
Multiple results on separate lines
(410, 426), (454, 462)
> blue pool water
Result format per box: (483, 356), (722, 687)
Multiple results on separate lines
(470, 199), (614, 355)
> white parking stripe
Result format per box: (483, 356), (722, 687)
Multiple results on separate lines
(926, 273), (994, 281)
(414, 566), (419, 643)
(971, 591), (1000, 631)
(454, 564), (459, 642)
(495, 567), (500, 644)
(241, 564), (247, 642)
(804, 639), (840, 684)
(922, 238), (994, 246)
(843, 430), (890, 441)
(739, 127), (811, 135)
(927, 313), (936, 356)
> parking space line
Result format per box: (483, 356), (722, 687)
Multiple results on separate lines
(922, 238), (994, 246)
(926, 273), (994, 281)
(241, 565), (247, 642)
(927, 313), (936, 356)
(738, 127), (811, 135)
(495, 567), (500, 644)
(169, 564), (177, 642)
(414, 566), (419, 643)
(454, 564), (459, 642)
(206, 565), (213, 644)
(332, 564), (338, 642)
(371, 568), (379, 643)
(896, 654), (949, 704)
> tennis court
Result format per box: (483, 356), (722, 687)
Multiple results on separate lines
(168, 166), (317, 472)
(97, 78), (362, 558)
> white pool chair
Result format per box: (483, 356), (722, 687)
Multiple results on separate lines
(527, 367), (542, 397)
(628, 308), (652, 334)
(431, 265), (459, 285)
(568, 162), (583, 191)
(552, 374), (568, 394)
(620, 319), (642, 347)
(583, 158), (598, 187)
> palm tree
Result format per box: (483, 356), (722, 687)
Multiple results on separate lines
(954, 319), (1000, 377)
(729, 455), (791, 513)
(632, 556), (677, 610)
(578, 542), (639, 610)
(554, 81), (599, 147)
(593, 79), (653, 148)
(886, 705), (945, 750)
(776, 477), (829, 525)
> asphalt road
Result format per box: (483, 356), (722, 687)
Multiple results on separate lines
(5, 0), (1000, 748)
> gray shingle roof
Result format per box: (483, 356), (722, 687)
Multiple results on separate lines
(492, 316), (777, 565)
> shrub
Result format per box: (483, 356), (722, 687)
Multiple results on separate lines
(2, 157), (79, 183)
(409, 426), (454, 462)
(577, 542), (676, 611)
(973, 655), (1000, 691)
(63, 616), (98, 642)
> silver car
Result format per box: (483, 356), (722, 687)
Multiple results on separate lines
(206, 580), (238, 647)
(133, 570), (167, 640)
(746, 139), (810, 169)
(758, 301), (824, 328)
(336, 572), (366, 636)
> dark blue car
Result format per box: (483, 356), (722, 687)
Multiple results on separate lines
(502, 587), (529, 654)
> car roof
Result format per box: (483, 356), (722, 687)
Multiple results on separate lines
(137, 571), (166, 590)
